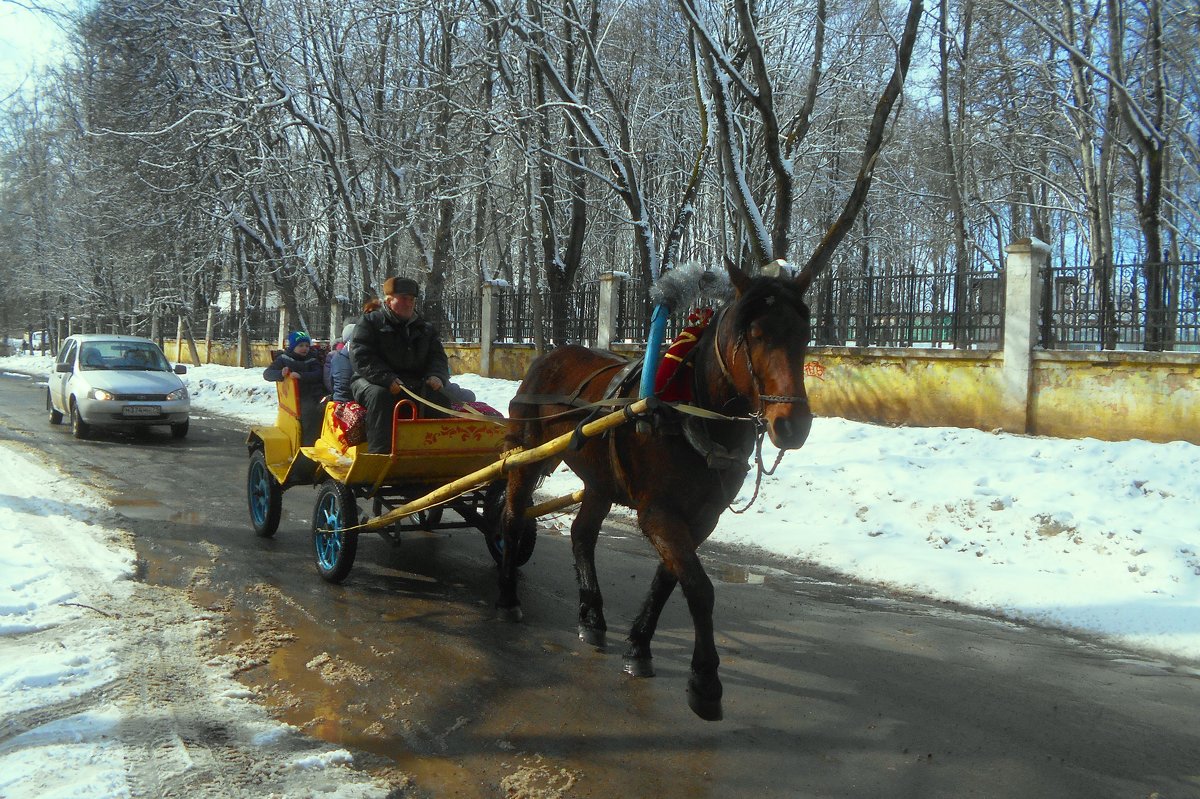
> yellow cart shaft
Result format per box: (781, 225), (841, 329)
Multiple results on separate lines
(359, 399), (651, 531)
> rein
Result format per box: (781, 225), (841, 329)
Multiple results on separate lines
(699, 301), (804, 513)
(709, 307), (807, 418)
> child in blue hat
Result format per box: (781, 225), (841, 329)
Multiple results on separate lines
(264, 331), (325, 443)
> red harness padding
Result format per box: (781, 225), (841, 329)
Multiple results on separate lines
(653, 307), (714, 402)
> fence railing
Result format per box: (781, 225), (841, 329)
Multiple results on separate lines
(192, 257), (1200, 354)
(806, 268), (1003, 349)
(425, 292), (481, 342)
(1043, 261), (1200, 351)
(494, 285), (599, 344)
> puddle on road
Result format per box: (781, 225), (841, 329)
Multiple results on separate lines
(110, 495), (207, 526)
(716, 565), (767, 585)
(137, 534), (528, 795)
(226, 590), (533, 796)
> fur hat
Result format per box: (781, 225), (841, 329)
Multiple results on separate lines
(286, 330), (311, 350)
(382, 276), (420, 297)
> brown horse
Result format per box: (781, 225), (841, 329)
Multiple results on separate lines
(498, 262), (814, 720)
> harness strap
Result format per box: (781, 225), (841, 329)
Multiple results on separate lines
(510, 360), (626, 407)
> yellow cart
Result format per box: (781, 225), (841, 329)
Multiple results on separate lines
(245, 379), (532, 582)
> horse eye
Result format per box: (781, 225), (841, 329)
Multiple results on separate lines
(749, 320), (765, 339)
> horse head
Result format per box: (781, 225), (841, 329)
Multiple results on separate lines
(720, 260), (815, 450)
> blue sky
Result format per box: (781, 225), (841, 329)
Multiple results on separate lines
(0, 1), (67, 99)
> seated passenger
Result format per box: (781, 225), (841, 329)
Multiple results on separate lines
(264, 331), (325, 446)
(324, 322), (357, 403)
(351, 277), (453, 453)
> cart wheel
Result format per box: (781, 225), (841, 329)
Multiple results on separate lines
(414, 506), (444, 529)
(371, 497), (444, 531)
(247, 449), (282, 538)
(483, 483), (537, 567)
(313, 481), (359, 583)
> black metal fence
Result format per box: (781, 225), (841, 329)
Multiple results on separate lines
(202, 259), (1199, 353)
(425, 292), (481, 342)
(494, 284), (600, 344)
(807, 268), (1003, 349)
(1043, 261), (1200, 351)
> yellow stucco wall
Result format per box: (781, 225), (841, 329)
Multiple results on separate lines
(445, 344), (481, 377)
(802, 348), (1005, 431)
(1030, 351), (1200, 444)
(165, 338), (1200, 445)
(803, 347), (1200, 444)
(162, 339), (277, 367)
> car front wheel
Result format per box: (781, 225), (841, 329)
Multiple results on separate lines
(47, 390), (63, 424)
(171, 420), (189, 439)
(70, 400), (91, 439)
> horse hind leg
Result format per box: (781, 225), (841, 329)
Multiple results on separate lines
(623, 562), (677, 678)
(571, 490), (613, 647)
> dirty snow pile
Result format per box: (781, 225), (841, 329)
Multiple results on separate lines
(0, 436), (396, 798)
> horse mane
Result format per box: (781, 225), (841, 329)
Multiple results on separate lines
(730, 275), (808, 334)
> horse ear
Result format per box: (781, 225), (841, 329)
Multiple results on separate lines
(723, 256), (753, 295)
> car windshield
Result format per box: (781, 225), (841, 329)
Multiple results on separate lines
(79, 343), (172, 372)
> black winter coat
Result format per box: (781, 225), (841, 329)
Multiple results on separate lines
(350, 308), (449, 389)
(263, 349), (325, 401)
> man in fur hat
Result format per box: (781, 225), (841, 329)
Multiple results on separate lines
(350, 276), (452, 453)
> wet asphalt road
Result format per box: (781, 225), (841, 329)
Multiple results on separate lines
(2, 369), (1199, 798)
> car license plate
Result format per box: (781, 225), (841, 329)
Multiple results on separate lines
(122, 405), (160, 417)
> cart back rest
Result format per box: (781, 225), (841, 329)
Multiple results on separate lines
(273, 378), (303, 455)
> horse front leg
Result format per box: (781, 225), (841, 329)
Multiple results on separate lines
(641, 509), (723, 722)
(623, 562), (677, 678)
(571, 490), (613, 647)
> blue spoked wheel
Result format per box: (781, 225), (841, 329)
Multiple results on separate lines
(482, 483), (537, 567)
(312, 481), (359, 583)
(247, 449), (282, 538)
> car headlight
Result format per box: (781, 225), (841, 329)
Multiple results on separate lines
(166, 387), (188, 401)
(88, 388), (115, 401)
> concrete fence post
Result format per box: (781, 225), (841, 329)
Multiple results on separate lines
(596, 272), (623, 350)
(480, 282), (499, 378)
(1000, 237), (1050, 433)
(329, 299), (342, 346)
(277, 307), (289, 349)
(204, 305), (215, 364)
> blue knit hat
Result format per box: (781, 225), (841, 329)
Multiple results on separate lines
(286, 330), (311, 350)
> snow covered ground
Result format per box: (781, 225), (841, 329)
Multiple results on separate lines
(3, 352), (1199, 796)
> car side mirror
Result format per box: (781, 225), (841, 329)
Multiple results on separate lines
(174, 364), (187, 375)
(55, 362), (73, 373)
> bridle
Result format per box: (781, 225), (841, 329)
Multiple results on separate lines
(700, 299), (811, 514)
(708, 304), (809, 421)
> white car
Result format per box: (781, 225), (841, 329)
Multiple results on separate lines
(47, 334), (191, 439)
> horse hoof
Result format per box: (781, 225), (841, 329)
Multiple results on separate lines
(578, 625), (606, 648)
(687, 686), (723, 721)
(622, 656), (655, 678)
(496, 605), (523, 623)
(687, 675), (723, 721)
